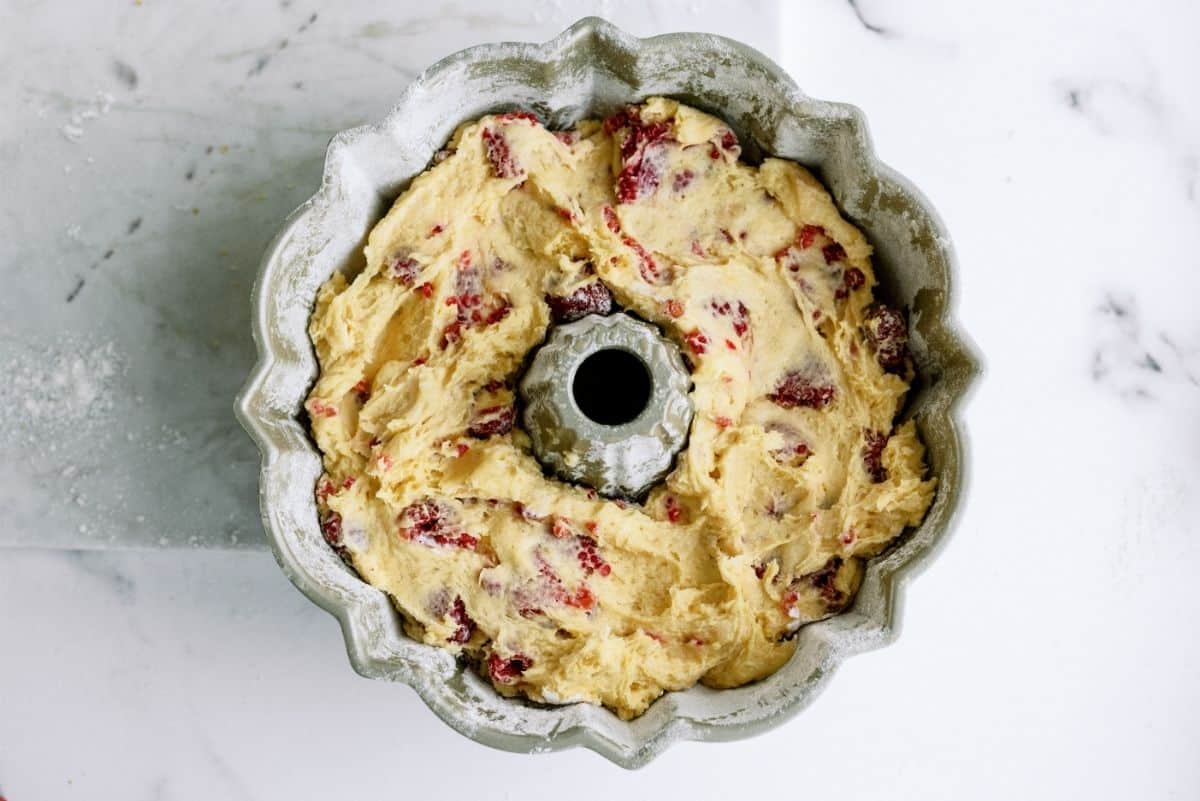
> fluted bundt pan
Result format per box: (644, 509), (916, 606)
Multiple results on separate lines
(235, 17), (979, 768)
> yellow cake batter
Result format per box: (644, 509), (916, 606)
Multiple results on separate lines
(306, 98), (934, 719)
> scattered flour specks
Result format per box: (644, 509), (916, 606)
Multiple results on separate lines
(4, 339), (122, 436)
(60, 90), (115, 142)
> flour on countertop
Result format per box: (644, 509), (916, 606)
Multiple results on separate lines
(60, 90), (115, 143)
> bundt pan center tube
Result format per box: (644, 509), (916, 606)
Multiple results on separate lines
(234, 17), (979, 768)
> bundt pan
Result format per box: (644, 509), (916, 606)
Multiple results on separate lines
(235, 16), (979, 768)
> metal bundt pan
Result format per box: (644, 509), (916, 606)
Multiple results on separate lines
(234, 16), (980, 768)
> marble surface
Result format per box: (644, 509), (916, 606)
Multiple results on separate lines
(2, 0), (1198, 798)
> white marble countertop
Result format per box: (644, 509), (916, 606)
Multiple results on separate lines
(2, 0), (1198, 798)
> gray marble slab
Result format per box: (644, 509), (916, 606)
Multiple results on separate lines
(0, 0), (780, 549)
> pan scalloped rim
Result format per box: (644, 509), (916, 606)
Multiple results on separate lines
(234, 16), (980, 769)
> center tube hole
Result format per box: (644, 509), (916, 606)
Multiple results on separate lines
(572, 348), (652, 426)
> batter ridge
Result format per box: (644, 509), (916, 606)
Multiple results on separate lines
(307, 98), (934, 719)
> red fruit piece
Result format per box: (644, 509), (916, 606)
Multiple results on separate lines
(822, 242), (847, 264)
(768, 370), (836, 409)
(427, 223), (444, 238)
(664, 495), (685, 524)
(481, 127), (522, 178)
(672, 169), (695, 192)
(609, 111), (673, 204)
(864, 304), (910, 373)
(836, 267), (866, 300)
(416, 282), (434, 299)
(799, 224), (824, 249)
(719, 128), (739, 152)
(684, 329), (710, 355)
(602, 204), (622, 233)
(715, 415), (732, 429)
(554, 129), (580, 146)
(488, 652), (533, 684)
(468, 405), (515, 438)
(440, 257), (511, 347)
(545, 282), (613, 322)
(708, 298), (751, 340)
(616, 141), (667, 203)
(352, 379), (370, 403)
(307, 399), (338, 418)
(576, 535), (612, 577)
(862, 429), (889, 483)
(805, 556), (847, 607)
(622, 236), (669, 284)
(447, 596), (476, 644)
(320, 511), (342, 544)
(753, 562), (768, 579)
(316, 477), (335, 503)
(664, 298), (685, 318)
(384, 251), (421, 285)
(398, 499), (478, 550)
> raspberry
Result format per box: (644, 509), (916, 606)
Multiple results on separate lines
(320, 511), (342, 544)
(709, 298), (751, 340)
(447, 596), (476, 644)
(307, 399), (337, 418)
(554, 129), (580, 146)
(352, 379), (370, 403)
(864, 304), (910, 373)
(481, 127), (521, 178)
(719, 128), (739, 151)
(487, 652), (533, 684)
(398, 499), (477, 550)
(862, 429), (889, 483)
(576, 535), (611, 577)
(610, 113), (673, 204)
(601, 204), (621, 233)
(603, 107), (634, 135)
(672, 169), (695, 192)
(664, 298), (685, 318)
(768, 370), (836, 409)
(416, 282), (434, 299)
(545, 282), (613, 322)
(836, 267), (865, 300)
(427, 223), (444, 237)
(684, 329), (710, 354)
(822, 242), (847, 264)
(753, 562), (768, 579)
(623, 236), (669, 284)
(690, 240), (706, 257)
(806, 556), (846, 607)
(384, 251), (421, 285)
(465, 404), (513, 438)
(440, 260), (511, 347)
(798, 224), (823, 249)
(616, 141), (666, 203)
(715, 415), (732, 429)
(664, 495), (685, 523)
